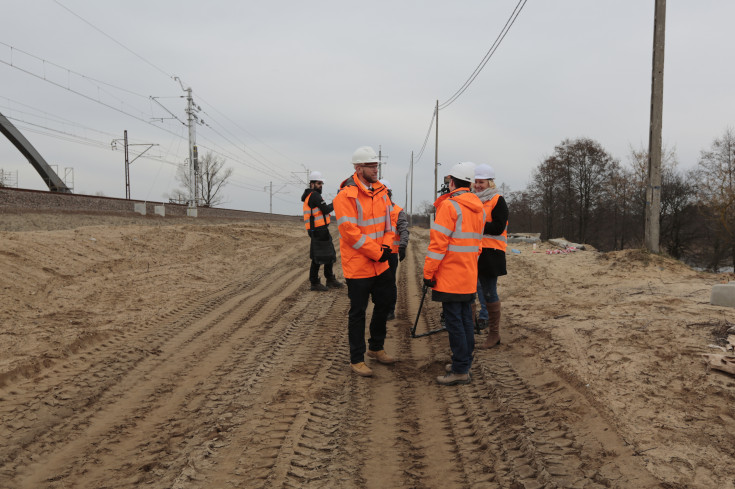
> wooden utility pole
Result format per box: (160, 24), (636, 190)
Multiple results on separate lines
(434, 100), (439, 201)
(645, 0), (666, 253)
(410, 151), (414, 227)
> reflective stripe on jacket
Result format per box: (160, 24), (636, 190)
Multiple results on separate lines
(482, 193), (507, 252)
(423, 188), (485, 295)
(333, 173), (392, 279)
(303, 191), (330, 230)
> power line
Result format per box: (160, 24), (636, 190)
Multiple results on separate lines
(413, 107), (437, 164)
(53, 0), (174, 81)
(0, 52), (186, 140)
(48, 3), (303, 179)
(438, 0), (527, 110)
(195, 93), (303, 169)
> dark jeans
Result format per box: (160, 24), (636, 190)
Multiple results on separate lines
(476, 279), (489, 320)
(310, 261), (334, 284)
(387, 253), (398, 314)
(478, 274), (499, 303)
(443, 300), (475, 374)
(346, 269), (392, 364)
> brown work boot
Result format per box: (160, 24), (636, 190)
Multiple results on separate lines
(479, 301), (501, 349)
(350, 362), (373, 377)
(436, 372), (470, 386)
(445, 363), (472, 379)
(367, 349), (396, 364)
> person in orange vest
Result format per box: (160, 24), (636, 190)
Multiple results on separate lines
(333, 146), (396, 377)
(379, 179), (410, 321)
(473, 163), (508, 349)
(301, 171), (344, 291)
(423, 162), (485, 386)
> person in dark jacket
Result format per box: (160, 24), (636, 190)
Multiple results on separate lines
(301, 171), (344, 291)
(473, 164), (508, 349)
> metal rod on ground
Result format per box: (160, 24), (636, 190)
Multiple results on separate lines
(411, 285), (447, 338)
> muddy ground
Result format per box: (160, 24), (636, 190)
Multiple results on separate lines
(0, 210), (734, 489)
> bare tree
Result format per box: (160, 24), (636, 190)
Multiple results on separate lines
(175, 152), (233, 207)
(696, 127), (735, 269)
(531, 138), (617, 243)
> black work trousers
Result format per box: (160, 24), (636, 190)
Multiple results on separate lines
(346, 269), (392, 364)
(310, 261), (334, 284)
(308, 227), (335, 284)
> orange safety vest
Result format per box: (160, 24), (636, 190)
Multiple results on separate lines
(389, 202), (403, 253)
(333, 173), (393, 279)
(303, 191), (331, 230)
(423, 188), (485, 295)
(481, 193), (507, 252)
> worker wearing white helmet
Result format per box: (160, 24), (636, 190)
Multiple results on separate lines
(333, 146), (396, 377)
(379, 178), (410, 321)
(473, 163), (508, 350)
(301, 170), (344, 291)
(424, 161), (485, 386)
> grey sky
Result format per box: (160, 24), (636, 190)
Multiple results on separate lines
(1, 1), (733, 215)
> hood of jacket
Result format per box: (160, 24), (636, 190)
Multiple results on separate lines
(301, 187), (321, 202)
(339, 173), (387, 197)
(433, 187), (483, 213)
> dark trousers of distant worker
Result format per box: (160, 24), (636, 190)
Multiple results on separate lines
(387, 253), (399, 316)
(309, 227), (335, 284)
(346, 269), (392, 364)
(443, 300), (475, 374)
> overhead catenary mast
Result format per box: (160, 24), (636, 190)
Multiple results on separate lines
(175, 76), (199, 217)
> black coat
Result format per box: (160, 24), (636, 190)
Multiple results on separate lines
(478, 195), (508, 278)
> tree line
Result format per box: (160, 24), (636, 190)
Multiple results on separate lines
(505, 129), (735, 271)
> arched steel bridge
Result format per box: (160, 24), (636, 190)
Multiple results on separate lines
(0, 110), (71, 192)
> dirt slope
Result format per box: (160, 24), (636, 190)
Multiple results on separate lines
(0, 212), (733, 488)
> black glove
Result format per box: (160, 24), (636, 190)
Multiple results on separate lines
(378, 245), (391, 262)
(398, 246), (406, 261)
(423, 277), (436, 288)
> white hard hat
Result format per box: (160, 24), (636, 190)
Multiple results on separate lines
(474, 164), (495, 180)
(447, 161), (476, 183)
(351, 146), (380, 164)
(309, 170), (325, 183)
(379, 179), (392, 190)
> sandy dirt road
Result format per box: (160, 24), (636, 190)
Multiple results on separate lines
(1, 212), (734, 488)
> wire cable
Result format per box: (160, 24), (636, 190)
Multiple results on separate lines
(438, 0), (527, 110)
(53, 0), (174, 81)
(413, 107), (437, 164)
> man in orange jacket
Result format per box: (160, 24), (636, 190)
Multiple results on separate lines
(423, 162), (485, 385)
(333, 146), (396, 377)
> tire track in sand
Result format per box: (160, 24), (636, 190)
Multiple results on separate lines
(8, 249), (311, 488)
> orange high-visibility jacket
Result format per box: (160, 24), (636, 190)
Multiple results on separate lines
(481, 193), (507, 252)
(333, 173), (393, 279)
(423, 188), (485, 294)
(389, 202), (403, 253)
(303, 191), (331, 230)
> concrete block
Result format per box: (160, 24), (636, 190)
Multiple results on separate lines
(187, 207), (198, 218)
(711, 283), (735, 308)
(134, 203), (146, 215)
(154, 205), (165, 217)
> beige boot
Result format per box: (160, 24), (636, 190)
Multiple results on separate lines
(479, 301), (501, 349)
(350, 362), (373, 377)
(367, 349), (396, 364)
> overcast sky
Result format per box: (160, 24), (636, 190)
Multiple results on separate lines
(1, 1), (733, 215)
